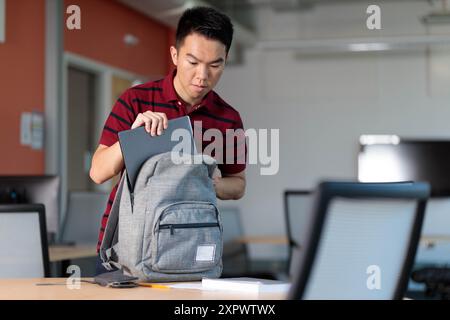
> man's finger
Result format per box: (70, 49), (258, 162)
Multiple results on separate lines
(160, 113), (169, 130)
(157, 118), (164, 135)
(149, 114), (159, 136)
(154, 114), (165, 135)
(142, 115), (152, 133)
(131, 113), (142, 129)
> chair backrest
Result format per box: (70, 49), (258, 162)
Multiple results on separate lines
(60, 191), (109, 244)
(219, 206), (248, 261)
(0, 175), (60, 234)
(414, 198), (450, 265)
(0, 204), (50, 278)
(284, 190), (314, 277)
(289, 181), (430, 300)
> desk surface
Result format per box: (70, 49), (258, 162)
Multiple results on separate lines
(235, 235), (450, 246)
(46, 235), (450, 263)
(48, 245), (97, 262)
(0, 278), (287, 300)
(235, 236), (288, 245)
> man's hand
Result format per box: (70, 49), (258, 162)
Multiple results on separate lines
(212, 167), (222, 188)
(131, 111), (168, 136)
(212, 169), (246, 200)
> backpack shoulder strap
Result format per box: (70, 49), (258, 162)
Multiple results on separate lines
(99, 172), (127, 270)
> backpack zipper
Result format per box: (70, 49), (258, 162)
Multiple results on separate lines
(159, 222), (220, 235)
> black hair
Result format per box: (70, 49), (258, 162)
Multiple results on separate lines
(175, 6), (234, 54)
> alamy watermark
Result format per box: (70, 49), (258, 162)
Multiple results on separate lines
(66, 4), (382, 31)
(169, 121), (279, 176)
(66, 5), (81, 30)
(366, 5), (381, 30)
(366, 264), (381, 290)
(66, 265), (81, 290)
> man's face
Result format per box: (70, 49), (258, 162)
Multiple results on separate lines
(171, 32), (227, 105)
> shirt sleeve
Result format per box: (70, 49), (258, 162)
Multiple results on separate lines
(219, 115), (247, 175)
(99, 89), (137, 147)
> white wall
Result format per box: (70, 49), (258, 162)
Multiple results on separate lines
(216, 1), (450, 260)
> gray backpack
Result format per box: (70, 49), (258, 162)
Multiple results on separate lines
(100, 152), (223, 282)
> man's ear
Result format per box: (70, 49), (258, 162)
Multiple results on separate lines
(170, 46), (178, 67)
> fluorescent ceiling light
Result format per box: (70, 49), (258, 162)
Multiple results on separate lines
(347, 43), (391, 52)
(257, 35), (450, 53)
(360, 135), (401, 146)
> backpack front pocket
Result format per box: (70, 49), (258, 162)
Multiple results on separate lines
(151, 201), (222, 273)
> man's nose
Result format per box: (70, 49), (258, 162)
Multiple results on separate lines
(196, 65), (208, 82)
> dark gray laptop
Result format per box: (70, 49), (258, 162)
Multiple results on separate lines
(118, 116), (197, 190)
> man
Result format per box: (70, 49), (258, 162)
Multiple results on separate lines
(90, 7), (247, 275)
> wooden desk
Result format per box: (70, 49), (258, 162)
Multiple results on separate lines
(48, 245), (97, 262)
(235, 235), (450, 247)
(48, 245), (98, 277)
(234, 236), (288, 245)
(420, 235), (450, 247)
(0, 278), (287, 300)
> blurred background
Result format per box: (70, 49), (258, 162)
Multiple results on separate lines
(2, 0), (450, 294)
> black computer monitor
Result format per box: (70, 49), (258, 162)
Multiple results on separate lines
(358, 138), (450, 196)
(288, 181), (429, 300)
(0, 176), (60, 238)
(0, 204), (50, 277)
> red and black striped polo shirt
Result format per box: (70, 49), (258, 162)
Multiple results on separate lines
(96, 70), (247, 251)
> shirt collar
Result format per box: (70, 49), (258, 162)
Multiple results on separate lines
(162, 69), (179, 103)
(162, 69), (215, 109)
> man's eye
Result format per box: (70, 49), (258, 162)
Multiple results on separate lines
(211, 65), (220, 68)
(189, 61), (197, 65)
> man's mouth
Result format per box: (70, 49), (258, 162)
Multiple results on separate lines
(192, 84), (208, 92)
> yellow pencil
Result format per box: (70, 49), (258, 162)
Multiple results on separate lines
(138, 283), (170, 289)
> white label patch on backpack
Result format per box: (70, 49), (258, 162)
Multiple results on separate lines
(196, 244), (216, 262)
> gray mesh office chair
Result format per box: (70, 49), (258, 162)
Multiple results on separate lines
(284, 190), (314, 278)
(221, 207), (248, 275)
(289, 181), (430, 300)
(61, 191), (109, 245)
(0, 204), (50, 277)
(220, 207), (279, 279)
